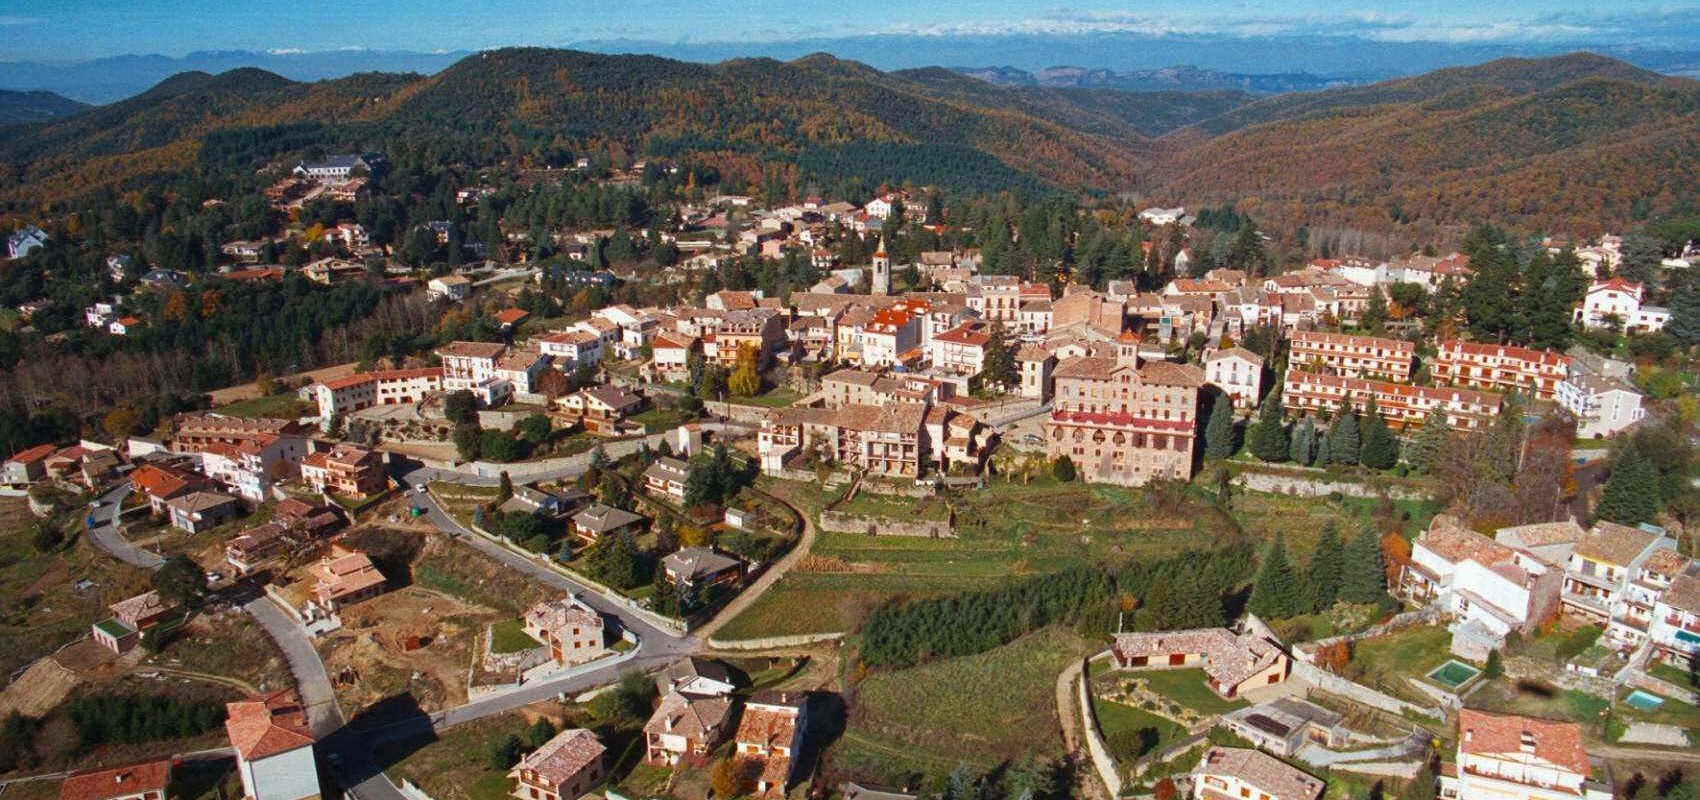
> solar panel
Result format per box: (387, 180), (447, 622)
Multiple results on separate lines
(1242, 713), (1291, 737)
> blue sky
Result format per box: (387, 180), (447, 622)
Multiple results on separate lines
(3, 0), (1699, 61)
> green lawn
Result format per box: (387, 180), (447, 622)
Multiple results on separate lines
(1343, 625), (1458, 705)
(1647, 660), (1697, 689)
(488, 619), (540, 654)
(728, 386), (805, 408)
(1092, 696), (1187, 762)
(630, 406), (698, 433)
(839, 627), (1091, 782)
(1467, 681), (1613, 740)
(1135, 669), (1249, 715)
(213, 393), (316, 419)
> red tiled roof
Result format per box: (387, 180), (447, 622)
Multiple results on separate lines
(1458, 709), (1589, 777)
(7, 443), (56, 465)
(494, 307), (530, 325)
(60, 760), (172, 800)
(225, 690), (314, 761)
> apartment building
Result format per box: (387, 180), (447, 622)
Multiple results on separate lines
(1432, 340), (1570, 401)
(1555, 372), (1644, 439)
(758, 403), (929, 477)
(714, 308), (786, 368)
(1043, 342), (1204, 487)
(313, 367), (443, 418)
(299, 443), (387, 499)
(1560, 521), (1677, 646)
(437, 340), (511, 403)
(1282, 370), (1502, 431)
(856, 307), (921, 368)
(170, 414), (307, 456)
(928, 321), (993, 377)
(1288, 331), (1415, 381)
(819, 369), (949, 408)
(967, 276), (1049, 322)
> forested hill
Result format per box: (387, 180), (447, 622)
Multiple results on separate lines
(0, 48), (1166, 202)
(4, 49), (1700, 233)
(1140, 53), (1700, 235)
(0, 90), (90, 125)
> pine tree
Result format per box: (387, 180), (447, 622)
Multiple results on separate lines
(1406, 411), (1449, 474)
(1248, 533), (1301, 619)
(1306, 522), (1344, 612)
(1483, 648), (1504, 680)
(1289, 417), (1316, 465)
(1204, 395), (1238, 460)
(1248, 387), (1289, 462)
(1359, 396), (1399, 470)
(1312, 427), (1332, 467)
(981, 322), (1017, 389)
(1338, 523), (1387, 603)
(1667, 274), (1700, 347)
(1596, 443), (1661, 526)
(1329, 402), (1361, 466)
(1361, 287), (1388, 333)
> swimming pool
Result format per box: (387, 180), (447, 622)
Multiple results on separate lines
(1426, 660), (1481, 689)
(1625, 689), (1666, 711)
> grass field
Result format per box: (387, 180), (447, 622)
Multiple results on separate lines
(835, 627), (1091, 783)
(1135, 669), (1248, 716)
(1647, 660), (1696, 689)
(729, 387), (805, 408)
(720, 476), (1247, 639)
(489, 619), (540, 654)
(213, 393), (316, 419)
(0, 499), (153, 680)
(1092, 696), (1187, 762)
(630, 406), (698, 433)
(382, 713), (534, 800)
(1344, 626), (1464, 705)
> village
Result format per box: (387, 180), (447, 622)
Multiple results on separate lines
(4, 148), (1700, 800)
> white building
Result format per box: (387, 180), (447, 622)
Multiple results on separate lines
(225, 691), (320, 800)
(1441, 710), (1609, 800)
(1139, 207), (1186, 226)
(1399, 516), (1561, 659)
(1204, 347), (1266, 411)
(1573, 278), (1669, 333)
(1561, 521), (1678, 647)
(1649, 568), (1700, 669)
(6, 226), (48, 260)
(1555, 372), (1644, 439)
(427, 274), (472, 301)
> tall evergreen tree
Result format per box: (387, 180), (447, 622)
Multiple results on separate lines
(1596, 443), (1661, 526)
(1306, 522), (1345, 612)
(1361, 287), (1388, 333)
(1459, 224), (1521, 341)
(1330, 401), (1361, 466)
(1247, 387), (1289, 462)
(1406, 411), (1450, 474)
(1338, 523), (1387, 603)
(1248, 533), (1301, 619)
(1312, 427), (1332, 467)
(1667, 273), (1700, 347)
(1204, 395), (1238, 460)
(981, 322), (1017, 389)
(1359, 397), (1399, 470)
(1289, 417), (1316, 465)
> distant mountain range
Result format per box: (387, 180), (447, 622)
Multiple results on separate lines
(2, 49), (1697, 236)
(5, 35), (1700, 105)
(0, 90), (89, 124)
(0, 49), (470, 104)
(954, 65), (1356, 95)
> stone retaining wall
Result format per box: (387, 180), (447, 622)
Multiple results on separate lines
(1291, 660), (1444, 721)
(818, 510), (955, 538)
(1234, 470), (1428, 501)
(706, 632), (845, 651)
(1078, 667), (1124, 797)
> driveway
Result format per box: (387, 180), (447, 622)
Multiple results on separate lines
(693, 483), (815, 641)
(84, 482), (162, 569)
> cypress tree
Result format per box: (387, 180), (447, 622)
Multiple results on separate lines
(1248, 387), (1289, 462)
(1306, 522), (1344, 612)
(1330, 401), (1361, 466)
(1312, 427), (1332, 467)
(1406, 411), (1449, 474)
(1338, 523), (1387, 603)
(1596, 443), (1661, 526)
(1667, 275), (1700, 347)
(1248, 533), (1301, 619)
(1204, 395), (1237, 460)
(1289, 417), (1316, 465)
(1359, 396), (1399, 470)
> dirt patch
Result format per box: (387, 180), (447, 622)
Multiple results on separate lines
(24, 561), (71, 598)
(53, 639), (119, 673)
(319, 585), (504, 715)
(0, 655), (82, 717)
(207, 361), (358, 405)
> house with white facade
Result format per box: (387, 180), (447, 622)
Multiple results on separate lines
(225, 691), (320, 800)
(1555, 372), (1644, 439)
(1400, 516), (1563, 659)
(1573, 278), (1669, 333)
(1204, 347), (1266, 411)
(1561, 521), (1678, 647)
(1440, 710), (1610, 800)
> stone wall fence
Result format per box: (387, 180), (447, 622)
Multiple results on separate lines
(818, 510), (955, 538)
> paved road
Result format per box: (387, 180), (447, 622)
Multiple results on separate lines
(85, 482), (162, 569)
(402, 482), (697, 654)
(399, 421), (753, 484)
